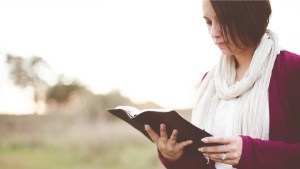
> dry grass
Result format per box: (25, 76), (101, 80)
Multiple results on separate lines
(0, 114), (165, 169)
(0, 109), (192, 169)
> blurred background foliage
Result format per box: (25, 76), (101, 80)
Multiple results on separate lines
(1, 54), (192, 169)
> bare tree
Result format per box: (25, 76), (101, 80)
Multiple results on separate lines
(6, 54), (53, 114)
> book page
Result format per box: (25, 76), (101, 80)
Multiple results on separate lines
(115, 106), (141, 117)
(114, 106), (174, 118)
(139, 108), (174, 114)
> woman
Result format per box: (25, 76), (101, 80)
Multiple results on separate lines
(145, 0), (300, 169)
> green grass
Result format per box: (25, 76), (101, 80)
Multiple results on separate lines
(0, 142), (164, 169)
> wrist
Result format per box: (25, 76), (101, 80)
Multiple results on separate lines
(159, 150), (183, 162)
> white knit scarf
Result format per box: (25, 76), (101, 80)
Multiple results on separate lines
(191, 30), (281, 139)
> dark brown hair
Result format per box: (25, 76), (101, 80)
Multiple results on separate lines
(210, 0), (271, 49)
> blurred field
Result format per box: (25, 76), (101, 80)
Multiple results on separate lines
(0, 110), (191, 169)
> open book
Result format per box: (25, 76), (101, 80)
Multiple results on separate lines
(107, 106), (217, 155)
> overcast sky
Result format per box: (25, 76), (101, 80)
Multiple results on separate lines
(0, 0), (300, 114)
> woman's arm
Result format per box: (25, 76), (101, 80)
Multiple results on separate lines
(234, 136), (300, 169)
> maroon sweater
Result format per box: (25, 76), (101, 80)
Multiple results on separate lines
(159, 50), (300, 169)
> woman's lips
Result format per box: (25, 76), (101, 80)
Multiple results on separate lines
(216, 42), (227, 48)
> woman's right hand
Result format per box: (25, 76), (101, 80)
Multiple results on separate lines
(144, 123), (193, 161)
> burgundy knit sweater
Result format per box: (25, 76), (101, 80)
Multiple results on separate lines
(159, 50), (300, 169)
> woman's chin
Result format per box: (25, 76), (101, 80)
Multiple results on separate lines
(220, 49), (233, 56)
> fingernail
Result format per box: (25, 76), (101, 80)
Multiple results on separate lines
(201, 138), (208, 143)
(198, 148), (203, 152)
(144, 124), (149, 130)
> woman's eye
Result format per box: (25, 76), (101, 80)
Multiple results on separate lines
(206, 21), (212, 25)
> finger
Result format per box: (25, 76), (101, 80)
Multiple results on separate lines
(178, 140), (193, 149)
(169, 129), (178, 143)
(144, 124), (159, 143)
(210, 157), (236, 165)
(198, 145), (227, 153)
(205, 152), (234, 161)
(160, 123), (168, 141)
(201, 136), (232, 144)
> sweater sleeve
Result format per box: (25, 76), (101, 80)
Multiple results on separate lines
(158, 150), (214, 169)
(234, 136), (300, 169)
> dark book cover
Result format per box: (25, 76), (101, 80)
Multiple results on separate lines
(107, 106), (218, 155)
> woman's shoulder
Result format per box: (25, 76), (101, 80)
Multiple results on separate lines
(275, 50), (300, 74)
(277, 50), (300, 66)
(274, 50), (300, 92)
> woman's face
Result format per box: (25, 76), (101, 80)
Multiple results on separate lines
(202, 0), (236, 56)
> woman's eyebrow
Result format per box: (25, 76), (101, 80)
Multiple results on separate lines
(203, 16), (210, 20)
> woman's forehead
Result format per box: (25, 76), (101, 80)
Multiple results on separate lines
(202, 0), (217, 19)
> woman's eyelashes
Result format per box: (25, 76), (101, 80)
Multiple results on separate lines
(203, 17), (212, 26)
(206, 21), (212, 26)
(204, 19), (212, 26)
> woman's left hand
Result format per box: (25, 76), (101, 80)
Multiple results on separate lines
(198, 136), (243, 165)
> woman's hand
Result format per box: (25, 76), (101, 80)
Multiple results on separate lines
(198, 136), (243, 165)
(144, 123), (193, 162)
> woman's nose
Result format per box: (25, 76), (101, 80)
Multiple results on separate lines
(211, 22), (222, 39)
